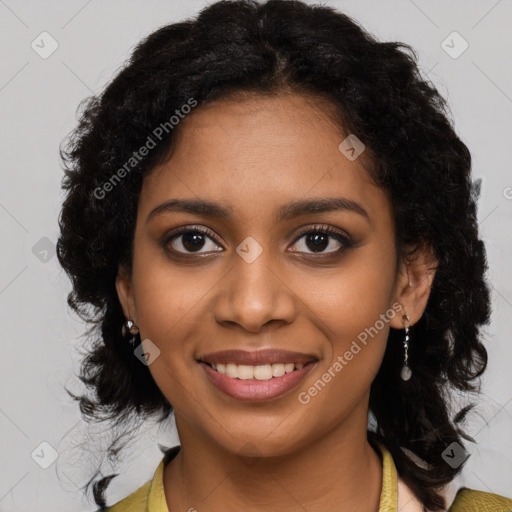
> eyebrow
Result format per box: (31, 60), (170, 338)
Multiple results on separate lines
(146, 197), (370, 225)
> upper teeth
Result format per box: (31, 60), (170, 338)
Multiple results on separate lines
(211, 363), (304, 380)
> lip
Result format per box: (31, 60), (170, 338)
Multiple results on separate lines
(199, 359), (317, 402)
(198, 348), (317, 366)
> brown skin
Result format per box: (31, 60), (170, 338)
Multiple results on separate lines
(116, 92), (437, 511)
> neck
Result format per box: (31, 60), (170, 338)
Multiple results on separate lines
(163, 405), (382, 512)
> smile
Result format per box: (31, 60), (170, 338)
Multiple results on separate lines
(207, 362), (305, 380)
(199, 359), (317, 402)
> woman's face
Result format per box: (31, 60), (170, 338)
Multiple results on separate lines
(117, 92), (426, 457)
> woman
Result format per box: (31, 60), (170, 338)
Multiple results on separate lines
(56, 1), (512, 510)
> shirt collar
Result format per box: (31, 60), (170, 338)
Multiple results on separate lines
(375, 441), (398, 511)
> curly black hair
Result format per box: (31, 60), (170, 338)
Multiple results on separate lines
(56, 1), (490, 510)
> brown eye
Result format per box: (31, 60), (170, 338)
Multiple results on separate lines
(163, 227), (223, 255)
(289, 225), (354, 255)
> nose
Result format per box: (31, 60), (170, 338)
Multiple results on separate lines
(212, 249), (297, 333)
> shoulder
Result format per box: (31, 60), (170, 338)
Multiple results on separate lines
(448, 488), (512, 512)
(103, 480), (151, 512)
(103, 445), (180, 512)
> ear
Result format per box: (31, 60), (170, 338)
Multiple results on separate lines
(389, 243), (438, 329)
(115, 263), (138, 323)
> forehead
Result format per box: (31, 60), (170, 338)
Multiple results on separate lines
(139, 93), (389, 227)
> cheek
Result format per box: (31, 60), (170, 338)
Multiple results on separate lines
(131, 228), (213, 332)
(298, 242), (397, 392)
(129, 245), (211, 383)
(293, 279), (393, 437)
(132, 265), (207, 412)
(296, 240), (397, 345)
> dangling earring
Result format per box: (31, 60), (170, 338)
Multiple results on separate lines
(400, 312), (412, 381)
(122, 318), (139, 345)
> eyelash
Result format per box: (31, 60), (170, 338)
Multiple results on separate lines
(160, 224), (355, 258)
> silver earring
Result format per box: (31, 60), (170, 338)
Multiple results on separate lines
(400, 312), (412, 381)
(122, 318), (139, 344)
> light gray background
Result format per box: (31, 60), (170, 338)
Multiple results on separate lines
(0, 1), (511, 510)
